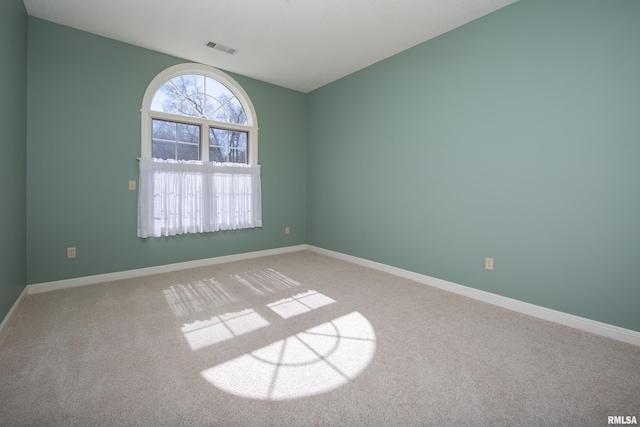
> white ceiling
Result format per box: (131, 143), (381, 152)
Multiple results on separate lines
(23, 0), (518, 93)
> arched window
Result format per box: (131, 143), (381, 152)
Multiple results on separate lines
(137, 64), (261, 238)
(141, 63), (258, 164)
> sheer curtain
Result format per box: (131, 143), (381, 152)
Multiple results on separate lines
(137, 158), (262, 238)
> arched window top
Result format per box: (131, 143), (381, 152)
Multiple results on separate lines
(141, 63), (258, 164)
(142, 63), (257, 126)
(151, 74), (248, 124)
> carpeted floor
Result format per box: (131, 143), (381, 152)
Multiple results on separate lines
(1, 251), (639, 426)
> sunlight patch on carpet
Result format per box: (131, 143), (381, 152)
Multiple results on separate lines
(231, 268), (301, 296)
(164, 278), (239, 317)
(200, 311), (376, 400)
(267, 290), (336, 319)
(181, 309), (270, 351)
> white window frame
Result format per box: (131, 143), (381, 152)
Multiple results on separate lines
(140, 63), (259, 164)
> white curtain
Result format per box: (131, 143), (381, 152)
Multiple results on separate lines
(137, 158), (262, 238)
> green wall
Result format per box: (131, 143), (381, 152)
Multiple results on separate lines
(26, 18), (307, 284)
(307, 0), (640, 332)
(6, 0), (639, 334)
(0, 0), (28, 319)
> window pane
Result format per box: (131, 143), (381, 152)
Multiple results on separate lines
(209, 128), (248, 164)
(205, 77), (248, 125)
(177, 144), (199, 161)
(210, 104), (230, 123)
(151, 83), (173, 112)
(205, 77), (232, 99)
(179, 94), (205, 118)
(151, 74), (205, 115)
(177, 74), (204, 96)
(204, 96), (224, 121)
(177, 123), (200, 144)
(152, 140), (176, 160)
(226, 97), (247, 125)
(152, 119), (200, 160)
(153, 119), (176, 139)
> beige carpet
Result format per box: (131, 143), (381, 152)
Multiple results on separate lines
(1, 251), (638, 426)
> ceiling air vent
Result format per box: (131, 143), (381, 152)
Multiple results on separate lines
(206, 41), (238, 55)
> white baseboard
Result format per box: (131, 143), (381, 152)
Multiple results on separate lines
(0, 287), (27, 339)
(27, 245), (308, 295)
(307, 245), (640, 347)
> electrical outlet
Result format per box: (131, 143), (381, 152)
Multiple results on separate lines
(128, 180), (136, 191)
(67, 247), (77, 259)
(485, 257), (494, 270)
(285, 226), (290, 235)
